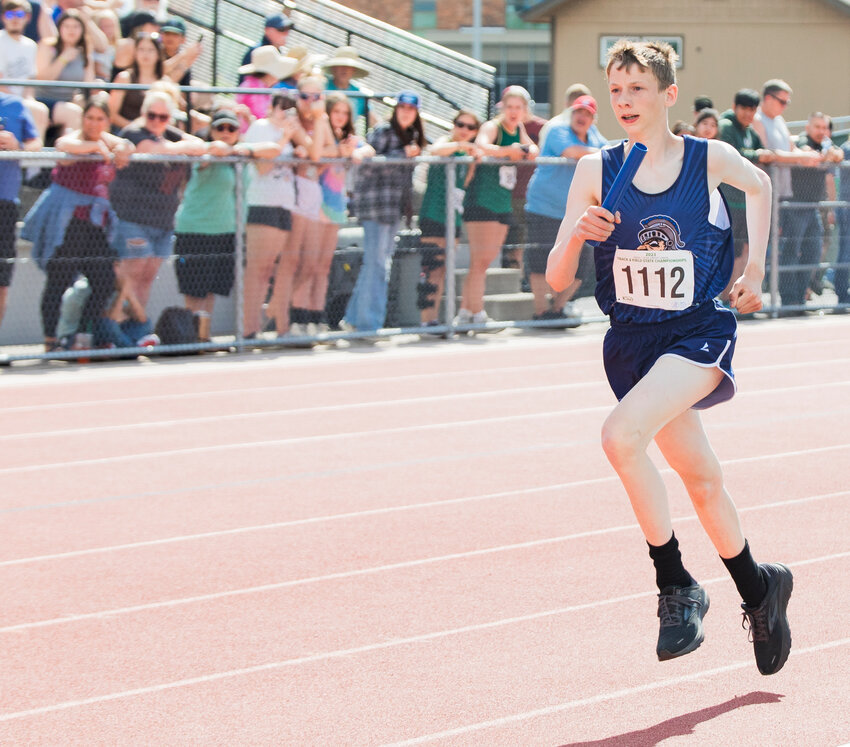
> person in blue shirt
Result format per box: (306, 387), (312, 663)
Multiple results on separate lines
(547, 39), (792, 676)
(0, 90), (40, 327)
(524, 93), (607, 321)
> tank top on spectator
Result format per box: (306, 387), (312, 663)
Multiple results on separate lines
(466, 122), (521, 215)
(39, 47), (86, 102)
(243, 118), (295, 209)
(790, 134), (827, 201)
(755, 111), (792, 198)
(420, 145), (470, 227)
(51, 160), (116, 197)
(109, 125), (190, 230)
(595, 137), (734, 325)
(175, 162), (244, 235)
(117, 71), (146, 123)
(0, 31), (38, 97)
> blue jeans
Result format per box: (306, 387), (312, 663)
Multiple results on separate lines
(344, 219), (400, 331)
(94, 317), (153, 347)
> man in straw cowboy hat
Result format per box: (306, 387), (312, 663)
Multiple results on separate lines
(323, 45), (374, 129)
(236, 46), (299, 121)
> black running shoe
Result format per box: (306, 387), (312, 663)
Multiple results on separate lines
(656, 584), (710, 661)
(741, 562), (793, 675)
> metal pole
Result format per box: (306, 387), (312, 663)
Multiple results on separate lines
(769, 164), (781, 316)
(234, 160), (246, 346)
(212, 0), (219, 86)
(472, 0), (482, 61)
(444, 160), (458, 338)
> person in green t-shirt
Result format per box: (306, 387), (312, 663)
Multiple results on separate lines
(416, 110), (482, 330)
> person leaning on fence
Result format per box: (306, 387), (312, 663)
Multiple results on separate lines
(524, 94), (606, 323)
(342, 90), (424, 334)
(416, 109), (481, 331)
(316, 92), (372, 331)
(787, 113), (843, 309)
(21, 96), (133, 350)
(283, 74), (335, 338)
(173, 108), (279, 343)
(456, 85), (538, 329)
(717, 89), (773, 302)
(240, 92), (308, 339)
(108, 89), (206, 308)
(0, 89), (40, 329)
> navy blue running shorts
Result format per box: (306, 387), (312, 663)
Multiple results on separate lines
(602, 301), (738, 410)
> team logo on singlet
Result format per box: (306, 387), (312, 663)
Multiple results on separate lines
(636, 215), (685, 251)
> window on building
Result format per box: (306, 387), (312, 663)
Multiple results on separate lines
(412, 0), (437, 30)
(505, 1), (547, 30)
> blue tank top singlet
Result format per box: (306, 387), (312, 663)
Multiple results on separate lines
(594, 136), (734, 325)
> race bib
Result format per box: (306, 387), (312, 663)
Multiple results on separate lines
(498, 165), (517, 190)
(613, 249), (694, 310)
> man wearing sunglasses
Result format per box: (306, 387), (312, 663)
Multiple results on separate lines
(752, 79), (826, 313)
(0, 0), (49, 137)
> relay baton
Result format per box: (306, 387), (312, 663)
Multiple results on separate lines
(601, 141), (647, 214)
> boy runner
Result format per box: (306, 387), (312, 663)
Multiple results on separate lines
(546, 39), (792, 675)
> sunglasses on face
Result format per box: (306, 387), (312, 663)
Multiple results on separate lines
(298, 92), (323, 102)
(146, 111), (170, 122)
(768, 92), (790, 107)
(3, 9), (27, 19)
(213, 124), (238, 133)
(454, 121), (478, 130)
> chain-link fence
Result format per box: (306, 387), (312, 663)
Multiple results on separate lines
(1, 151), (848, 364)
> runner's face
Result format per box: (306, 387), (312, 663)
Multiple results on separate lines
(608, 64), (675, 134)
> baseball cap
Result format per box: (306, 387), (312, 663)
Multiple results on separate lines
(396, 91), (420, 108)
(211, 109), (240, 128)
(264, 13), (294, 31)
(160, 17), (186, 35)
(571, 95), (597, 115)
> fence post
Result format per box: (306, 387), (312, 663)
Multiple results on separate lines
(768, 164), (781, 316)
(233, 159), (246, 345)
(444, 159), (457, 338)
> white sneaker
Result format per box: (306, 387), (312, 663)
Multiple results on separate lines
(135, 333), (160, 347)
(452, 308), (474, 326)
(472, 310), (504, 333)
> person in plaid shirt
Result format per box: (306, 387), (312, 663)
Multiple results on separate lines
(343, 91), (425, 332)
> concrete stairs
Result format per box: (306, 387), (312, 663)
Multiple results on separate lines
(446, 267), (535, 321)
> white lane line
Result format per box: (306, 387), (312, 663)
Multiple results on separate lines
(2, 341), (846, 414)
(1, 498), (847, 635)
(2, 391), (850, 476)
(0, 458), (846, 571)
(3, 378), (849, 443)
(382, 637), (850, 746)
(0, 558), (848, 724)
(0, 381), (607, 441)
(0, 360), (594, 413)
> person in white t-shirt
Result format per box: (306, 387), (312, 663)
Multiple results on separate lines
(241, 92), (311, 338)
(0, 0), (48, 137)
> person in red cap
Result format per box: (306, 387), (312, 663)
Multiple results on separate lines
(524, 92), (608, 323)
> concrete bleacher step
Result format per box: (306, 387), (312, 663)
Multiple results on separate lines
(454, 267), (523, 296)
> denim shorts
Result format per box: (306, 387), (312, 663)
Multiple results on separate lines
(113, 219), (175, 260)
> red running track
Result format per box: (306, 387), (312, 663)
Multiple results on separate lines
(0, 317), (848, 745)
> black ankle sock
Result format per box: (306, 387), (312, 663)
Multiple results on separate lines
(290, 307), (310, 324)
(721, 540), (767, 607)
(308, 310), (323, 324)
(647, 532), (695, 591)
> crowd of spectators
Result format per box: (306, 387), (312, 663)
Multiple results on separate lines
(0, 6), (848, 352)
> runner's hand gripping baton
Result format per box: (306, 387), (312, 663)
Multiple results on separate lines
(600, 141), (647, 214)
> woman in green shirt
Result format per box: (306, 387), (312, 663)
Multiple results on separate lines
(417, 110), (481, 329)
(173, 108), (279, 341)
(457, 87), (537, 328)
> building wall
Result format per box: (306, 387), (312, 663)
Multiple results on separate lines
(544, 0), (850, 136)
(338, 0), (411, 29)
